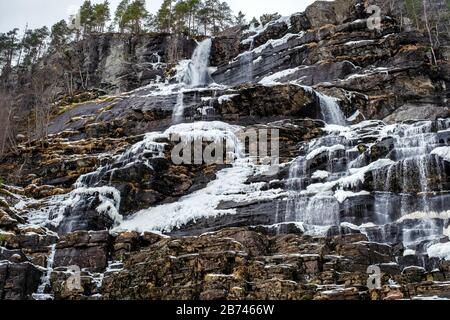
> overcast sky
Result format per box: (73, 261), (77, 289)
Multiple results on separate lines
(0, 0), (318, 33)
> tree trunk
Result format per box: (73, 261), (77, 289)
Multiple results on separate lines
(423, 0), (437, 65)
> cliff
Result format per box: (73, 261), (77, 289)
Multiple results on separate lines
(1, 0), (450, 300)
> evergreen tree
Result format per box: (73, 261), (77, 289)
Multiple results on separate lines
(196, 5), (211, 35)
(0, 29), (20, 75)
(201, 0), (233, 35)
(203, 0), (219, 34)
(217, 1), (233, 30)
(79, 0), (95, 33)
(123, 0), (148, 34)
(186, 0), (201, 34)
(260, 12), (281, 26)
(249, 17), (260, 28)
(21, 27), (49, 65)
(50, 20), (72, 50)
(92, 1), (111, 32)
(156, 0), (174, 32)
(173, 1), (190, 34)
(114, 0), (130, 32)
(235, 11), (247, 26)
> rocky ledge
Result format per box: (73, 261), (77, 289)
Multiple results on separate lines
(2, 227), (450, 300)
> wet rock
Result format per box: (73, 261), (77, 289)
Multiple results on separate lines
(384, 104), (449, 123)
(401, 266), (427, 284)
(0, 209), (19, 231)
(0, 248), (28, 263)
(314, 287), (364, 301)
(56, 190), (120, 234)
(54, 230), (111, 272)
(215, 84), (322, 121)
(0, 261), (43, 300)
(305, 0), (365, 28)
(210, 27), (244, 67)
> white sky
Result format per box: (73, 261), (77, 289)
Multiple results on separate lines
(0, 0), (317, 33)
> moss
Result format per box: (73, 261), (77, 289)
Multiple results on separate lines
(98, 103), (116, 113)
(0, 177), (4, 187)
(0, 233), (8, 245)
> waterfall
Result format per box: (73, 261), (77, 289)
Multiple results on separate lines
(172, 91), (185, 124)
(284, 119), (450, 248)
(316, 92), (347, 125)
(300, 86), (347, 125)
(182, 38), (212, 88)
(382, 121), (445, 215)
(33, 244), (57, 300)
(173, 38), (212, 123)
(241, 39), (254, 84)
(75, 133), (166, 188)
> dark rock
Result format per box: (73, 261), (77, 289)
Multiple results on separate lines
(0, 261), (43, 300)
(54, 231), (111, 272)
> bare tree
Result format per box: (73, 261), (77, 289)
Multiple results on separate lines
(31, 77), (55, 144)
(0, 91), (17, 157)
(422, 0), (437, 65)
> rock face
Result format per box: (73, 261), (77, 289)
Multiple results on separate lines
(0, 261), (43, 300)
(12, 33), (197, 96)
(1, 227), (447, 300)
(1, 0), (450, 300)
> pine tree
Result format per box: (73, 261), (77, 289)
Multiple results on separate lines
(123, 0), (148, 34)
(114, 0), (131, 32)
(249, 17), (260, 28)
(114, 0), (148, 34)
(186, 0), (201, 35)
(50, 20), (72, 50)
(197, 5), (211, 35)
(217, 1), (233, 31)
(0, 29), (20, 76)
(173, 1), (190, 34)
(92, 1), (111, 32)
(79, 0), (95, 34)
(204, 0), (219, 34)
(260, 12), (281, 26)
(156, 0), (174, 33)
(21, 27), (49, 65)
(201, 0), (233, 35)
(235, 11), (247, 26)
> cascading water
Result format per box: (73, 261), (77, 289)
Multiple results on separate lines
(32, 244), (57, 300)
(75, 133), (166, 188)
(300, 86), (347, 125)
(316, 91), (347, 125)
(240, 39), (255, 84)
(172, 91), (185, 124)
(172, 38), (213, 123)
(285, 119), (450, 252)
(181, 38), (213, 88)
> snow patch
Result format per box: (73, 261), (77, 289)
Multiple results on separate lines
(311, 170), (330, 180)
(428, 242), (450, 261)
(431, 147), (450, 162)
